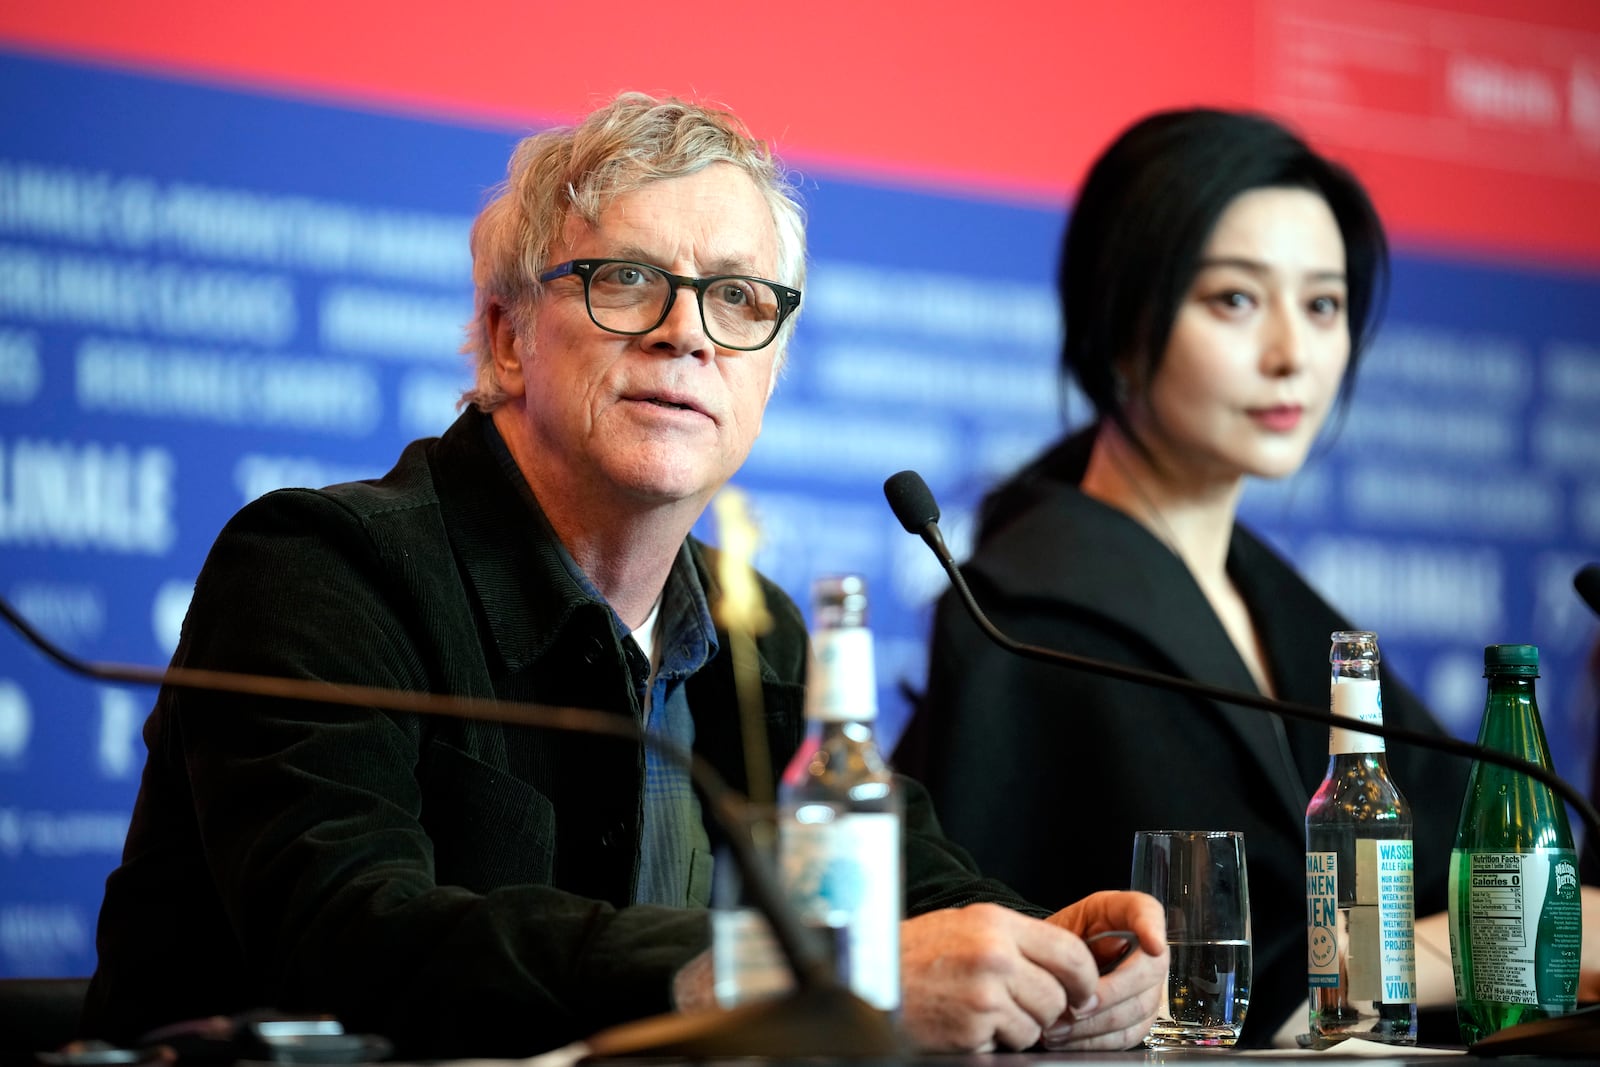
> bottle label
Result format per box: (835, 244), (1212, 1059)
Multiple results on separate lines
(1330, 679), (1385, 754)
(804, 628), (878, 722)
(1306, 851), (1340, 987)
(1451, 848), (1581, 1008)
(1306, 840), (1416, 1000)
(779, 811), (901, 1010)
(1373, 839), (1417, 1002)
(711, 907), (793, 1007)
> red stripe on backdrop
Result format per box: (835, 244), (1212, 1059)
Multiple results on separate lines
(2, 0), (1597, 266)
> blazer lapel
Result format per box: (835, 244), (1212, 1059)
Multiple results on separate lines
(974, 486), (1312, 823)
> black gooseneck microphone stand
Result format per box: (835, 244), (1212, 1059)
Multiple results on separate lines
(0, 596), (899, 1060)
(884, 469), (1600, 1059)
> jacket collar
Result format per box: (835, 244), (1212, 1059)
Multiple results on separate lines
(425, 409), (800, 705)
(970, 483), (1318, 819)
(428, 408), (614, 674)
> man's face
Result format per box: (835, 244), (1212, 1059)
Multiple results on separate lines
(498, 163), (784, 515)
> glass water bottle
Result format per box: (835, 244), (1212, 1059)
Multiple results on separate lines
(1448, 643), (1581, 1044)
(1305, 630), (1418, 1047)
(777, 575), (902, 1012)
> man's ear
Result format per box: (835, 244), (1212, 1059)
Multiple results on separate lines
(488, 301), (526, 398)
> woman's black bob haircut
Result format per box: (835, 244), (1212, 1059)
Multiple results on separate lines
(1060, 107), (1389, 438)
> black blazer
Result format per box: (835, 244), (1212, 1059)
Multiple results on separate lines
(896, 477), (1468, 1046)
(84, 409), (1032, 1057)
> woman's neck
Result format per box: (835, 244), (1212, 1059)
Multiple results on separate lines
(1079, 421), (1243, 584)
(1080, 420), (1276, 696)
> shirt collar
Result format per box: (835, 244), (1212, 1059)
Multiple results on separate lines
(477, 413), (717, 676)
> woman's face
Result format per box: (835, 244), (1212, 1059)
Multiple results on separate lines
(1127, 185), (1351, 487)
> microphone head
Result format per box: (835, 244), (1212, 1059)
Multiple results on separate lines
(883, 471), (940, 533)
(1576, 564), (1600, 617)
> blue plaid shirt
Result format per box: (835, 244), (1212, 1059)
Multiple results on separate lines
(626, 551), (718, 906)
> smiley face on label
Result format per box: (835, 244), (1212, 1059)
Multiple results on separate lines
(1309, 925), (1337, 968)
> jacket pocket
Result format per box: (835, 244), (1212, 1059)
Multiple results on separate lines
(418, 738), (556, 890)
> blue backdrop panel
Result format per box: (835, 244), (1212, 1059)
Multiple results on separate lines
(0, 51), (1597, 981)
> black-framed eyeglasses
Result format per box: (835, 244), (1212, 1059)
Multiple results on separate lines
(538, 259), (802, 352)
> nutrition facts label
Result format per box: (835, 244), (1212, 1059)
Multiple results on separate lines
(1460, 849), (1579, 1005)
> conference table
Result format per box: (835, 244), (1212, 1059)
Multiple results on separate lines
(530, 1050), (1528, 1067)
(12, 996), (1592, 1067)
(8, 1031), (1582, 1067)
(2, 1051), (1575, 1067)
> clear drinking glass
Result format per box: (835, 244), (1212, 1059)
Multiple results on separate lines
(1131, 829), (1252, 1048)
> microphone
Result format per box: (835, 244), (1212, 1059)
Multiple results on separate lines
(1577, 564), (1600, 618)
(882, 469), (1600, 843)
(884, 469), (1600, 1057)
(0, 596), (898, 1060)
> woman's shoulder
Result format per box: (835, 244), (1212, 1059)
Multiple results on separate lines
(975, 427), (1096, 543)
(968, 476), (1191, 613)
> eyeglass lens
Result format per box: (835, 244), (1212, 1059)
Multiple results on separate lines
(586, 262), (782, 348)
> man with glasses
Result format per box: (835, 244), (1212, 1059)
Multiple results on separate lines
(82, 94), (1165, 1058)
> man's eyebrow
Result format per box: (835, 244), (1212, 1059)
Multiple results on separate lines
(604, 245), (764, 277)
(598, 244), (659, 266)
(1196, 256), (1346, 283)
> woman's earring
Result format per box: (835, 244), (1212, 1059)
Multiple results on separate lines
(1113, 371), (1130, 405)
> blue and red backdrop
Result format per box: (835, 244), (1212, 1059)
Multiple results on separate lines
(1, 0), (1597, 979)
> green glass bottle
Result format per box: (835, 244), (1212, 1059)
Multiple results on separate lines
(1448, 644), (1582, 1045)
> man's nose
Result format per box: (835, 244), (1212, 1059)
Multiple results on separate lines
(647, 283), (714, 357)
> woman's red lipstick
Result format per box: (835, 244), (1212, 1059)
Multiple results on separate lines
(1249, 405), (1303, 432)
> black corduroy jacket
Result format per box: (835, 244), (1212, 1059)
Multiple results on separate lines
(83, 408), (1031, 1057)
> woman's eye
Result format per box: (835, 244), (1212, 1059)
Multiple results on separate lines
(1210, 290), (1254, 312)
(1309, 295), (1344, 318)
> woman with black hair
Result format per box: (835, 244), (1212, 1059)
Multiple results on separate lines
(894, 108), (1471, 1046)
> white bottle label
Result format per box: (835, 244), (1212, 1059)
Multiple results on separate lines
(1307, 851), (1340, 987)
(779, 810), (901, 1010)
(1451, 848), (1582, 1006)
(711, 907), (793, 1007)
(1306, 840), (1416, 1001)
(805, 628), (878, 722)
(1330, 678), (1385, 754)
(1373, 839), (1417, 1002)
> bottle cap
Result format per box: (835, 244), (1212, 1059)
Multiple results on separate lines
(1484, 643), (1539, 677)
